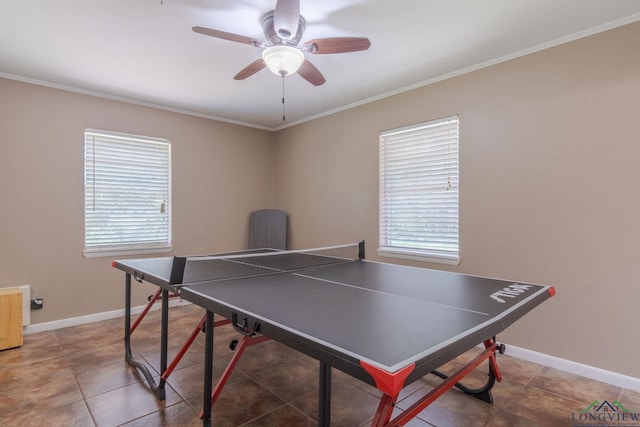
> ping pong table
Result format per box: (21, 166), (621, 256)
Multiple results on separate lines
(130, 241), (554, 427)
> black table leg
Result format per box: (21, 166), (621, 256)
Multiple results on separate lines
(124, 273), (132, 349)
(319, 361), (331, 427)
(158, 288), (169, 389)
(202, 311), (214, 427)
(123, 273), (166, 400)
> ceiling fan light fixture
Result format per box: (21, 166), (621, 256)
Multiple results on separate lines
(262, 45), (304, 76)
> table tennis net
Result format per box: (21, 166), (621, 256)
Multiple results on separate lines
(172, 241), (364, 284)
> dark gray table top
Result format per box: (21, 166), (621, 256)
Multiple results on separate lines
(181, 259), (552, 379)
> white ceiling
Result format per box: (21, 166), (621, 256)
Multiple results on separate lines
(2, 0), (640, 130)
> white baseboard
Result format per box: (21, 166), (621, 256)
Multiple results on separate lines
(23, 305), (640, 393)
(23, 299), (192, 335)
(503, 344), (640, 392)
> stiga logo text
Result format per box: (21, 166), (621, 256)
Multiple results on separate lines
(490, 284), (533, 303)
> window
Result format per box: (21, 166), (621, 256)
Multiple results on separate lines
(84, 129), (172, 257)
(378, 116), (459, 265)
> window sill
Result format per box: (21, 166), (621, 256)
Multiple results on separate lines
(377, 247), (460, 266)
(83, 245), (173, 258)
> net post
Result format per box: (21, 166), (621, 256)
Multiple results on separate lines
(169, 256), (186, 284)
(358, 241), (365, 259)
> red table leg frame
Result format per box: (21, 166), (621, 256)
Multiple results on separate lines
(161, 314), (231, 381)
(128, 291), (231, 386)
(363, 339), (502, 427)
(199, 333), (270, 419)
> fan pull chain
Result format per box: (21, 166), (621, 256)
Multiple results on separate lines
(282, 75), (286, 121)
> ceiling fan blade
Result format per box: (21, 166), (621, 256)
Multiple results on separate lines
(274, 0), (300, 40)
(233, 59), (267, 80)
(297, 60), (326, 86)
(193, 26), (260, 46)
(303, 37), (371, 54)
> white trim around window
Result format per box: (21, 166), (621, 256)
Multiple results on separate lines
(378, 116), (460, 265)
(83, 129), (172, 257)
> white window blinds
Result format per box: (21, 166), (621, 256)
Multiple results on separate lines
(84, 129), (172, 257)
(378, 116), (459, 265)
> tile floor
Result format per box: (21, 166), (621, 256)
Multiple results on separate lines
(1, 303), (638, 426)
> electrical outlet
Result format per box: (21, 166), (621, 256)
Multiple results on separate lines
(31, 298), (43, 310)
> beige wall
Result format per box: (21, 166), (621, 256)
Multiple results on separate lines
(274, 22), (640, 378)
(0, 78), (275, 324)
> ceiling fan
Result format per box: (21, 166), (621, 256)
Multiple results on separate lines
(192, 0), (371, 86)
